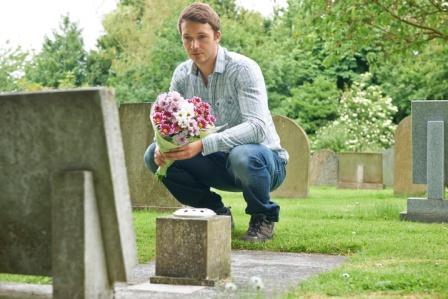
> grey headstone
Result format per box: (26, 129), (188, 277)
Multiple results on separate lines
(393, 116), (426, 196)
(310, 149), (338, 186)
(52, 171), (112, 299)
(0, 89), (137, 289)
(412, 100), (448, 184)
(338, 152), (384, 189)
(272, 115), (310, 198)
(427, 121), (445, 199)
(401, 101), (448, 223)
(382, 147), (394, 187)
(150, 215), (231, 286)
(119, 103), (180, 210)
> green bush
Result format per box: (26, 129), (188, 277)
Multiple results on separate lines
(313, 73), (397, 152)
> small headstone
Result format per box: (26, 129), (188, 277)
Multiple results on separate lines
(401, 101), (448, 223)
(272, 115), (310, 198)
(310, 149), (338, 186)
(382, 147), (394, 188)
(393, 116), (426, 196)
(338, 152), (384, 189)
(119, 103), (180, 210)
(150, 211), (231, 286)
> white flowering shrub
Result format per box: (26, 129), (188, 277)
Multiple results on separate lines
(314, 73), (397, 152)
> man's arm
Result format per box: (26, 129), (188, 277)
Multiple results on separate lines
(202, 62), (269, 155)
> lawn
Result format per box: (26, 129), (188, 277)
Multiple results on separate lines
(2, 187), (447, 298)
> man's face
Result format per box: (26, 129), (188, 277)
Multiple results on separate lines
(180, 20), (221, 68)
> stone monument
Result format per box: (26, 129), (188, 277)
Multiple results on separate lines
(400, 101), (448, 222)
(310, 149), (338, 186)
(272, 115), (310, 198)
(0, 89), (137, 298)
(119, 103), (180, 210)
(393, 116), (426, 196)
(150, 208), (231, 286)
(338, 152), (384, 189)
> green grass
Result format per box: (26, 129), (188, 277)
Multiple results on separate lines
(2, 187), (448, 298)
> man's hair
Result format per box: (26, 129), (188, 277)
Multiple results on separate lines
(178, 3), (220, 34)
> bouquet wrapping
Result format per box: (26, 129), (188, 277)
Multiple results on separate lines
(150, 91), (217, 179)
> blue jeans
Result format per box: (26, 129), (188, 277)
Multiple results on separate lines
(144, 143), (286, 222)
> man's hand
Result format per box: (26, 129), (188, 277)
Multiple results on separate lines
(154, 146), (167, 167)
(164, 140), (203, 161)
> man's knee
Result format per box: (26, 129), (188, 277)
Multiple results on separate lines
(228, 145), (265, 178)
(144, 142), (158, 174)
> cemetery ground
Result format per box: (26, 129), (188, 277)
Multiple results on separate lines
(2, 187), (447, 298)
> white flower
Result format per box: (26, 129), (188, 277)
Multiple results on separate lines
(224, 282), (237, 291)
(342, 273), (350, 279)
(249, 276), (264, 290)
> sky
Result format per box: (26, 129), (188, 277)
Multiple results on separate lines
(0, 0), (287, 52)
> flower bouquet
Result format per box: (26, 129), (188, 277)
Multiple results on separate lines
(150, 91), (216, 179)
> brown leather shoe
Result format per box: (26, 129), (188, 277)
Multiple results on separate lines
(242, 214), (274, 242)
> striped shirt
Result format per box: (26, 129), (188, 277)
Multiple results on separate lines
(170, 46), (289, 162)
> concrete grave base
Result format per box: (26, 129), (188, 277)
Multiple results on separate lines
(400, 198), (448, 223)
(151, 215), (231, 286)
(1, 250), (346, 299)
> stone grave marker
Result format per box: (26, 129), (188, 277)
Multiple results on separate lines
(393, 116), (426, 196)
(0, 89), (137, 298)
(400, 101), (448, 222)
(338, 152), (384, 189)
(272, 115), (310, 198)
(119, 103), (180, 210)
(310, 149), (338, 186)
(382, 147), (394, 188)
(150, 208), (231, 286)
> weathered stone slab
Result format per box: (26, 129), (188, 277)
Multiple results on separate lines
(400, 101), (448, 223)
(338, 152), (384, 189)
(412, 101), (448, 184)
(272, 115), (310, 198)
(382, 147), (394, 188)
(52, 171), (112, 298)
(150, 215), (231, 286)
(119, 103), (180, 210)
(1, 250), (347, 299)
(0, 89), (137, 288)
(393, 116), (426, 196)
(310, 149), (338, 186)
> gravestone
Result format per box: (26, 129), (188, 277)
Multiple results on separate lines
(382, 147), (394, 188)
(119, 103), (180, 210)
(310, 149), (338, 186)
(0, 89), (137, 298)
(272, 115), (310, 198)
(150, 209), (231, 286)
(393, 116), (426, 196)
(400, 101), (448, 222)
(338, 152), (384, 189)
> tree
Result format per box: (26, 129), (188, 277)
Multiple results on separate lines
(0, 43), (29, 92)
(25, 15), (87, 88)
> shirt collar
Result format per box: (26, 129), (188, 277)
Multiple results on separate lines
(189, 45), (226, 75)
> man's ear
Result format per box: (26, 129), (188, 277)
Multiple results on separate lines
(215, 31), (221, 43)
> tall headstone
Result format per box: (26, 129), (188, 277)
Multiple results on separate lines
(393, 116), (426, 196)
(119, 103), (180, 210)
(0, 89), (137, 298)
(400, 101), (448, 223)
(310, 149), (338, 186)
(272, 115), (310, 198)
(338, 152), (384, 189)
(382, 147), (394, 188)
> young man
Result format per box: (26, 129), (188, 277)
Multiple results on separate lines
(144, 3), (288, 242)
